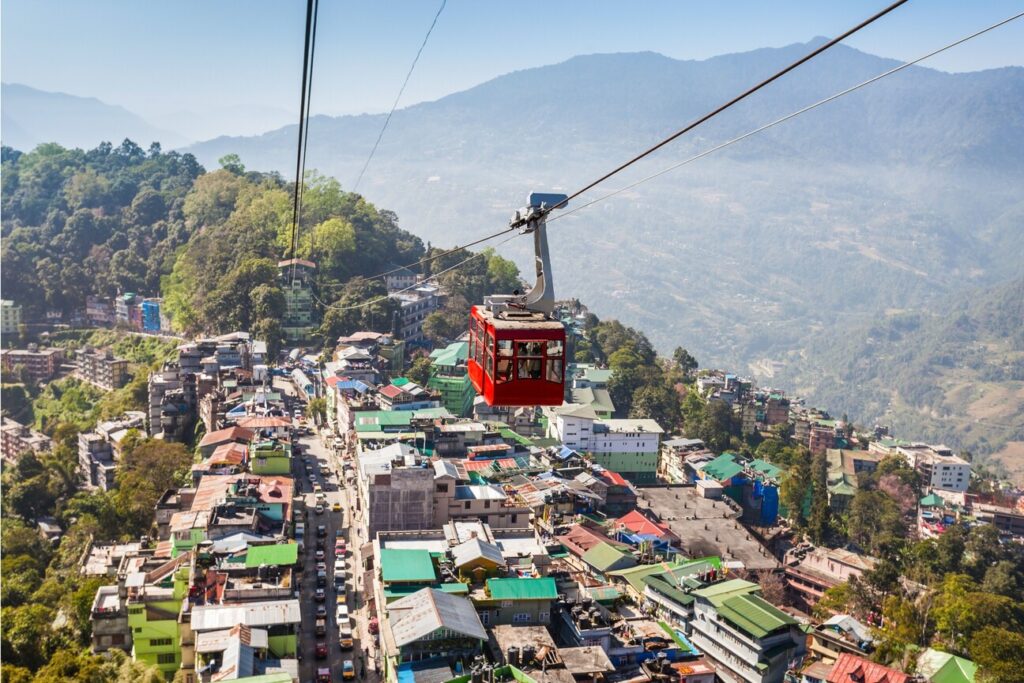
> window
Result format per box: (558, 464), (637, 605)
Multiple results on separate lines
(511, 514), (518, 524)
(484, 501), (491, 509)
(133, 627), (143, 634)
(539, 611), (550, 622)
(513, 613), (532, 623)
(501, 600), (513, 608)
(436, 484), (449, 493)
(465, 501), (471, 510)
(150, 638), (173, 647)
(157, 653), (176, 665)
(480, 611), (490, 625)
(496, 340), (514, 384)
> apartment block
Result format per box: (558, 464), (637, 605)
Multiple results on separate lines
(0, 345), (64, 382)
(76, 347), (130, 390)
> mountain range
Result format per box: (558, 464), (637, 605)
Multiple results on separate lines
(5, 39), (1024, 463)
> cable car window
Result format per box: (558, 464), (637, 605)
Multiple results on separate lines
(497, 340), (513, 356)
(496, 358), (512, 383)
(546, 340), (564, 358)
(485, 331), (495, 377)
(516, 341), (543, 357)
(546, 358), (563, 383)
(518, 358), (543, 380)
(486, 349), (494, 377)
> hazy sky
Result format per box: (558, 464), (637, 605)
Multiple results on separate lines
(4, 0), (1023, 125)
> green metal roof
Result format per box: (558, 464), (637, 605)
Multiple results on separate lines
(701, 453), (744, 482)
(391, 377), (412, 386)
(642, 574), (695, 607)
(380, 549), (437, 583)
(659, 621), (698, 654)
(608, 561), (690, 594)
(749, 459), (782, 480)
(692, 578), (760, 606)
(498, 428), (534, 447)
(486, 577), (558, 601)
(581, 542), (636, 572)
(717, 593), (797, 639)
(587, 586), (622, 603)
(581, 368), (612, 384)
(245, 542), (299, 568)
(430, 342), (469, 367)
(920, 493), (945, 507)
(917, 648), (978, 683)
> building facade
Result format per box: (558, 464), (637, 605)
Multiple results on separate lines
(76, 347), (130, 390)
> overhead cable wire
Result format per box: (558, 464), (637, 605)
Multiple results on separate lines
(316, 10), (1024, 313)
(294, 0), (320, 282)
(289, 0), (319, 286)
(352, 0), (447, 193)
(544, 0), (910, 215)
(317, 224), (518, 289)
(545, 10), (1024, 226)
(313, 232), (521, 311)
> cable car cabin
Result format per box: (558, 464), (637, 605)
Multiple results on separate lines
(468, 305), (565, 406)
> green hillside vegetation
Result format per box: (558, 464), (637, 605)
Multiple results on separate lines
(783, 277), (1024, 476)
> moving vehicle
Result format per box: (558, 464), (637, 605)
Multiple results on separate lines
(339, 627), (354, 649)
(342, 660), (355, 679)
(316, 570), (327, 587)
(317, 525), (327, 537)
(316, 641), (328, 659)
(315, 549), (325, 561)
(315, 604), (327, 618)
(315, 618), (326, 636)
(315, 504), (324, 515)
(467, 193), (568, 407)
(332, 501), (342, 512)
(314, 588), (325, 602)
(316, 666), (331, 682)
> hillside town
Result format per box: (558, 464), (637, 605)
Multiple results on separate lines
(2, 261), (1021, 683)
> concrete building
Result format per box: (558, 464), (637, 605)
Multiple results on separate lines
(659, 437), (713, 484)
(1, 299), (22, 335)
(77, 411), (152, 490)
(688, 579), (805, 683)
(471, 577), (558, 626)
(141, 298), (164, 332)
(784, 547), (876, 613)
(278, 258), (318, 342)
(1, 416), (52, 464)
(359, 443), (437, 540)
(897, 445), (971, 492)
(390, 284), (441, 344)
(589, 419), (664, 484)
(546, 403), (599, 452)
(86, 296), (116, 327)
(427, 341), (475, 417)
(75, 347), (130, 390)
(0, 345), (64, 382)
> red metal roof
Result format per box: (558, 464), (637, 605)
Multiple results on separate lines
(198, 426), (255, 448)
(379, 384), (404, 399)
(557, 524), (630, 557)
(595, 469), (628, 487)
(207, 442), (248, 466)
(827, 654), (908, 683)
(324, 376), (341, 387)
(615, 510), (676, 539)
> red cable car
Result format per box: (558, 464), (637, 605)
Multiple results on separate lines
(468, 193), (568, 407)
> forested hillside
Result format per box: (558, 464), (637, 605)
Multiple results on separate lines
(780, 277), (1024, 477)
(1, 142), (522, 354)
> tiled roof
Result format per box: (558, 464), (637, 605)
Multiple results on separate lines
(594, 469), (628, 487)
(827, 653), (908, 683)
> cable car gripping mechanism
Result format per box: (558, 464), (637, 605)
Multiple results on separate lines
(485, 192), (568, 318)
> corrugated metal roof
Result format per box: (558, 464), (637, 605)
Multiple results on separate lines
(486, 577), (558, 601)
(700, 452), (744, 482)
(388, 588), (486, 646)
(379, 549), (436, 583)
(244, 542), (298, 568)
(717, 593), (797, 639)
(581, 542), (636, 572)
(451, 537), (504, 569)
(826, 653), (908, 683)
(191, 600), (301, 631)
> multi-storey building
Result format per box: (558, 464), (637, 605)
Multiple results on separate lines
(688, 579), (805, 683)
(141, 298), (165, 332)
(427, 341), (475, 417)
(897, 444), (971, 492)
(390, 284), (441, 344)
(1, 299), (22, 334)
(784, 547), (876, 613)
(75, 347), (130, 390)
(78, 411), (148, 490)
(1, 416), (52, 464)
(0, 345), (64, 382)
(278, 258), (318, 341)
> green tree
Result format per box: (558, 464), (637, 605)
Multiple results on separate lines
(970, 626), (1024, 683)
(406, 356), (433, 385)
(630, 383), (682, 432)
(114, 439), (192, 534)
(808, 450), (831, 543)
(848, 489), (903, 554)
(0, 603), (56, 669)
(780, 457), (811, 528)
(672, 346), (698, 376)
(422, 309), (465, 345)
(218, 153), (246, 175)
(872, 594), (922, 667)
(982, 560), (1021, 598)
(306, 397), (327, 424)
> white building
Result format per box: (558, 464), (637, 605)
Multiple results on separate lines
(688, 579), (805, 683)
(545, 403), (599, 451)
(898, 445), (971, 492)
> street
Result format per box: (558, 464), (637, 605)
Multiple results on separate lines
(278, 378), (380, 683)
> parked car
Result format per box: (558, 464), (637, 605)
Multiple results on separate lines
(316, 641), (328, 659)
(315, 618), (326, 636)
(339, 628), (354, 650)
(315, 504), (324, 515)
(315, 604), (327, 618)
(314, 588), (325, 603)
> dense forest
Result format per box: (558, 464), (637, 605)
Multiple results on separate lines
(1, 142), (521, 354)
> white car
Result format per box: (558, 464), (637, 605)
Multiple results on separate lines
(334, 558), (346, 572)
(336, 604), (350, 623)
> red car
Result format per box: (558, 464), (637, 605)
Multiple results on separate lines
(316, 641), (328, 659)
